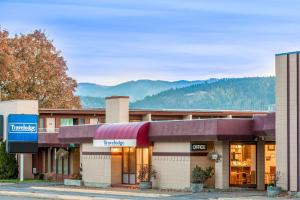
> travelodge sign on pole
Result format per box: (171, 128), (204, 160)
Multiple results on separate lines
(7, 114), (38, 153)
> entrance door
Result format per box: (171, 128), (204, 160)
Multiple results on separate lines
(122, 147), (136, 184)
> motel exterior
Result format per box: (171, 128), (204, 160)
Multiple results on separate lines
(2, 51), (300, 192)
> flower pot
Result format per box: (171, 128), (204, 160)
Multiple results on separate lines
(139, 181), (152, 189)
(267, 186), (281, 197)
(191, 183), (204, 193)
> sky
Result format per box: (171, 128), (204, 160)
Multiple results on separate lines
(1, 0), (300, 85)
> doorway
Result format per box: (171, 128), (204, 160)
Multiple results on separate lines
(122, 147), (136, 184)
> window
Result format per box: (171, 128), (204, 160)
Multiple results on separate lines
(230, 144), (256, 186)
(265, 144), (276, 184)
(60, 118), (73, 126)
(39, 118), (44, 128)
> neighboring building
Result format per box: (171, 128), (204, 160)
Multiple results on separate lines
(276, 51), (300, 192)
(31, 96), (275, 190)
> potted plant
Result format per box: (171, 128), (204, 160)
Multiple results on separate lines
(137, 165), (157, 189)
(267, 171), (281, 197)
(191, 165), (214, 193)
(64, 165), (83, 187)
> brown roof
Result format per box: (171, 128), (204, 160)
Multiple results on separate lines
(149, 119), (255, 141)
(58, 124), (101, 143)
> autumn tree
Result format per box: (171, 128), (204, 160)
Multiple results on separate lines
(0, 29), (81, 108)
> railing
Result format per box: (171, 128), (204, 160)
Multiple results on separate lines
(38, 128), (59, 133)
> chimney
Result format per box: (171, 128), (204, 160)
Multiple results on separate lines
(105, 96), (129, 123)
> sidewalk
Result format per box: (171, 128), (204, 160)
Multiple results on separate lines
(0, 183), (297, 200)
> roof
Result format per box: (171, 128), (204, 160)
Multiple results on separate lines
(276, 51), (300, 56)
(39, 108), (267, 117)
(59, 124), (100, 143)
(148, 119), (254, 141)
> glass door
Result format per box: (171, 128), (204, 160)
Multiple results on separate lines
(265, 143), (276, 185)
(122, 147), (136, 184)
(136, 148), (149, 183)
(230, 143), (257, 187)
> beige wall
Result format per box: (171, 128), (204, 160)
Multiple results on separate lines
(214, 141), (229, 189)
(190, 142), (215, 187)
(105, 97), (129, 123)
(276, 52), (300, 191)
(152, 142), (191, 190)
(276, 54), (288, 190)
(81, 143), (111, 187)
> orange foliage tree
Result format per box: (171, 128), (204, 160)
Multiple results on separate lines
(0, 29), (81, 109)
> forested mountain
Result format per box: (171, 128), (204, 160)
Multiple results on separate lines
(76, 79), (215, 101)
(130, 77), (275, 111)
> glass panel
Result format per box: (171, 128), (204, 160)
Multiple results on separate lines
(58, 157), (62, 174)
(230, 144), (256, 185)
(143, 148), (148, 165)
(123, 148), (129, 173)
(129, 148), (135, 174)
(64, 157), (68, 175)
(39, 118), (44, 128)
(60, 118), (73, 127)
(265, 144), (276, 184)
(52, 149), (56, 173)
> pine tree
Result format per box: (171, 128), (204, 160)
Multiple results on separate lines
(0, 141), (18, 179)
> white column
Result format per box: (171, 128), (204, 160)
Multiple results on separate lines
(142, 113), (152, 121)
(214, 141), (229, 189)
(183, 114), (192, 120)
(20, 154), (24, 181)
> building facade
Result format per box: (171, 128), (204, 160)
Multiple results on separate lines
(46, 96), (275, 190)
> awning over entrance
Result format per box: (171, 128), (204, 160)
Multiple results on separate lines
(93, 122), (150, 147)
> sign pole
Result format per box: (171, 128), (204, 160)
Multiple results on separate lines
(20, 154), (24, 181)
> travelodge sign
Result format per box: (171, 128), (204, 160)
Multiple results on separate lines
(7, 114), (38, 153)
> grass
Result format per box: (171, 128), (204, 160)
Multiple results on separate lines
(0, 179), (49, 183)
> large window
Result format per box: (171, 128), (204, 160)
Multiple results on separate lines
(265, 144), (276, 185)
(230, 144), (256, 186)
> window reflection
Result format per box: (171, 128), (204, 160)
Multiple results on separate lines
(230, 144), (256, 186)
(265, 144), (276, 185)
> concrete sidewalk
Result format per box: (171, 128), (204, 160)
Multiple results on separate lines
(0, 183), (296, 200)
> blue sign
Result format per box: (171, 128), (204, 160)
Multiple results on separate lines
(8, 114), (38, 142)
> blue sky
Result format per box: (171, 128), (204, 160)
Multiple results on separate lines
(1, 0), (300, 85)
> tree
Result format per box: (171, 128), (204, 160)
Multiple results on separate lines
(0, 141), (18, 179)
(0, 29), (81, 109)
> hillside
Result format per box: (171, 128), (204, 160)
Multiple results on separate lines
(76, 79), (215, 101)
(130, 77), (275, 111)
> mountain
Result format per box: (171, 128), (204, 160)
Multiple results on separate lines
(76, 79), (216, 102)
(80, 96), (105, 108)
(130, 77), (275, 111)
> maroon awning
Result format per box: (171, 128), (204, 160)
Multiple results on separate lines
(94, 122), (150, 147)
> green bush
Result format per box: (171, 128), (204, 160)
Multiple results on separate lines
(192, 165), (214, 184)
(0, 141), (18, 179)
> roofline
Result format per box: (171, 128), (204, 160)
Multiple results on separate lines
(39, 108), (269, 116)
(276, 51), (300, 56)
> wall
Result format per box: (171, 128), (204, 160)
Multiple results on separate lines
(152, 142), (191, 190)
(190, 142), (215, 187)
(81, 143), (111, 187)
(276, 53), (300, 191)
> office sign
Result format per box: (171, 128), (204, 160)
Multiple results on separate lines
(93, 139), (136, 147)
(191, 143), (207, 151)
(7, 114), (38, 153)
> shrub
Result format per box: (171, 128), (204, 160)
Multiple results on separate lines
(0, 141), (18, 179)
(137, 165), (157, 182)
(192, 166), (214, 184)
